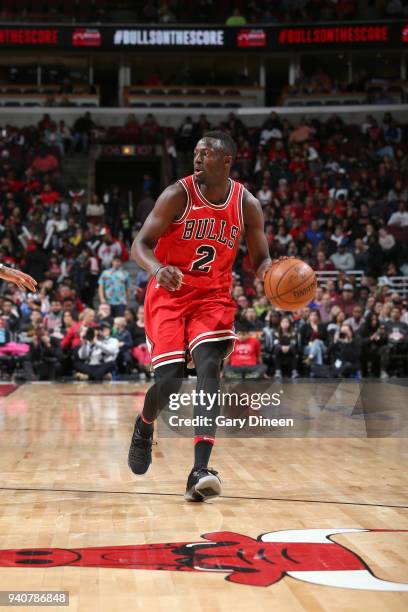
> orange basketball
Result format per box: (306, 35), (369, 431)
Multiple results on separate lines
(264, 258), (317, 311)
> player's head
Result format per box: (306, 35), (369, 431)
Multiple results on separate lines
(194, 131), (236, 184)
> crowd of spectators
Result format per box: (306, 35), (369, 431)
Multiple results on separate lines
(227, 280), (408, 380)
(0, 107), (407, 381)
(2, 0), (406, 24)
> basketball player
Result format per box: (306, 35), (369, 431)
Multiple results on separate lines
(0, 263), (37, 292)
(128, 131), (272, 501)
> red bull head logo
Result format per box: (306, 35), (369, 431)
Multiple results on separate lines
(0, 528), (407, 591)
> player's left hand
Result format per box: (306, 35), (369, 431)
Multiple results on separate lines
(261, 256), (296, 280)
(0, 266), (37, 292)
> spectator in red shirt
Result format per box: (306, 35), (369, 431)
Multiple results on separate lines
(32, 149), (59, 174)
(61, 308), (96, 352)
(22, 167), (41, 194)
(224, 324), (266, 380)
(302, 196), (317, 224)
(39, 183), (60, 206)
(38, 113), (56, 131)
(314, 250), (335, 272)
(289, 191), (303, 218)
(288, 154), (306, 174)
(268, 140), (287, 162)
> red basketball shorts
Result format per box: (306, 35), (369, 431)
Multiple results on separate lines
(144, 279), (237, 370)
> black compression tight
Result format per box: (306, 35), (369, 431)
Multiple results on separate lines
(140, 341), (229, 467)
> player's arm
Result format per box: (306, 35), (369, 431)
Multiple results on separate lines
(0, 263), (37, 292)
(131, 183), (187, 291)
(242, 190), (272, 281)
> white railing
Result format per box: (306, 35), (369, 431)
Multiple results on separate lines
(315, 271), (408, 296)
(0, 93), (99, 107)
(315, 270), (365, 287)
(0, 104), (407, 128)
(387, 276), (408, 296)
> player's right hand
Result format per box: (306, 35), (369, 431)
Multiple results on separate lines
(156, 266), (183, 291)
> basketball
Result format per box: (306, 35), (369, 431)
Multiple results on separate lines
(264, 258), (317, 311)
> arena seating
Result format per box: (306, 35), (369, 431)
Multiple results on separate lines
(125, 86), (263, 109)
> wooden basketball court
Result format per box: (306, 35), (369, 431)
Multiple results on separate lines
(0, 382), (407, 611)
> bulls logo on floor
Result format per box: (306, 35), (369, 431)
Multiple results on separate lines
(0, 528), (407, 591)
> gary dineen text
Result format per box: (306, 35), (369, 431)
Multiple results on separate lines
(168, 415), (294, 429)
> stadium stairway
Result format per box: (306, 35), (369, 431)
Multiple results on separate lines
(126, 258), (142, 305)
(61, 153), (90, 194)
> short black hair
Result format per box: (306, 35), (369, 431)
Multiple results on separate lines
(235, 319), (253, 333)
(202, 130), (237, 161)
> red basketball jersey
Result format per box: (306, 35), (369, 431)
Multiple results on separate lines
(154, 174), (244, 290)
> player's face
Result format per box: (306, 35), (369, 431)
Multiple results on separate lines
(193, 140), (229, 184)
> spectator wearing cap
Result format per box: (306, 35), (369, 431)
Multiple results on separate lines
(43, 298), (63, 336)
(344, 305), (365, 333)
(330, 242), (355, 272)
(75, 322), (119, 381)
(98, 256), (130, 318)
(333, 284), (358, 317)
(224, 323), (266, 380)
(97, 233), (122, 269)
